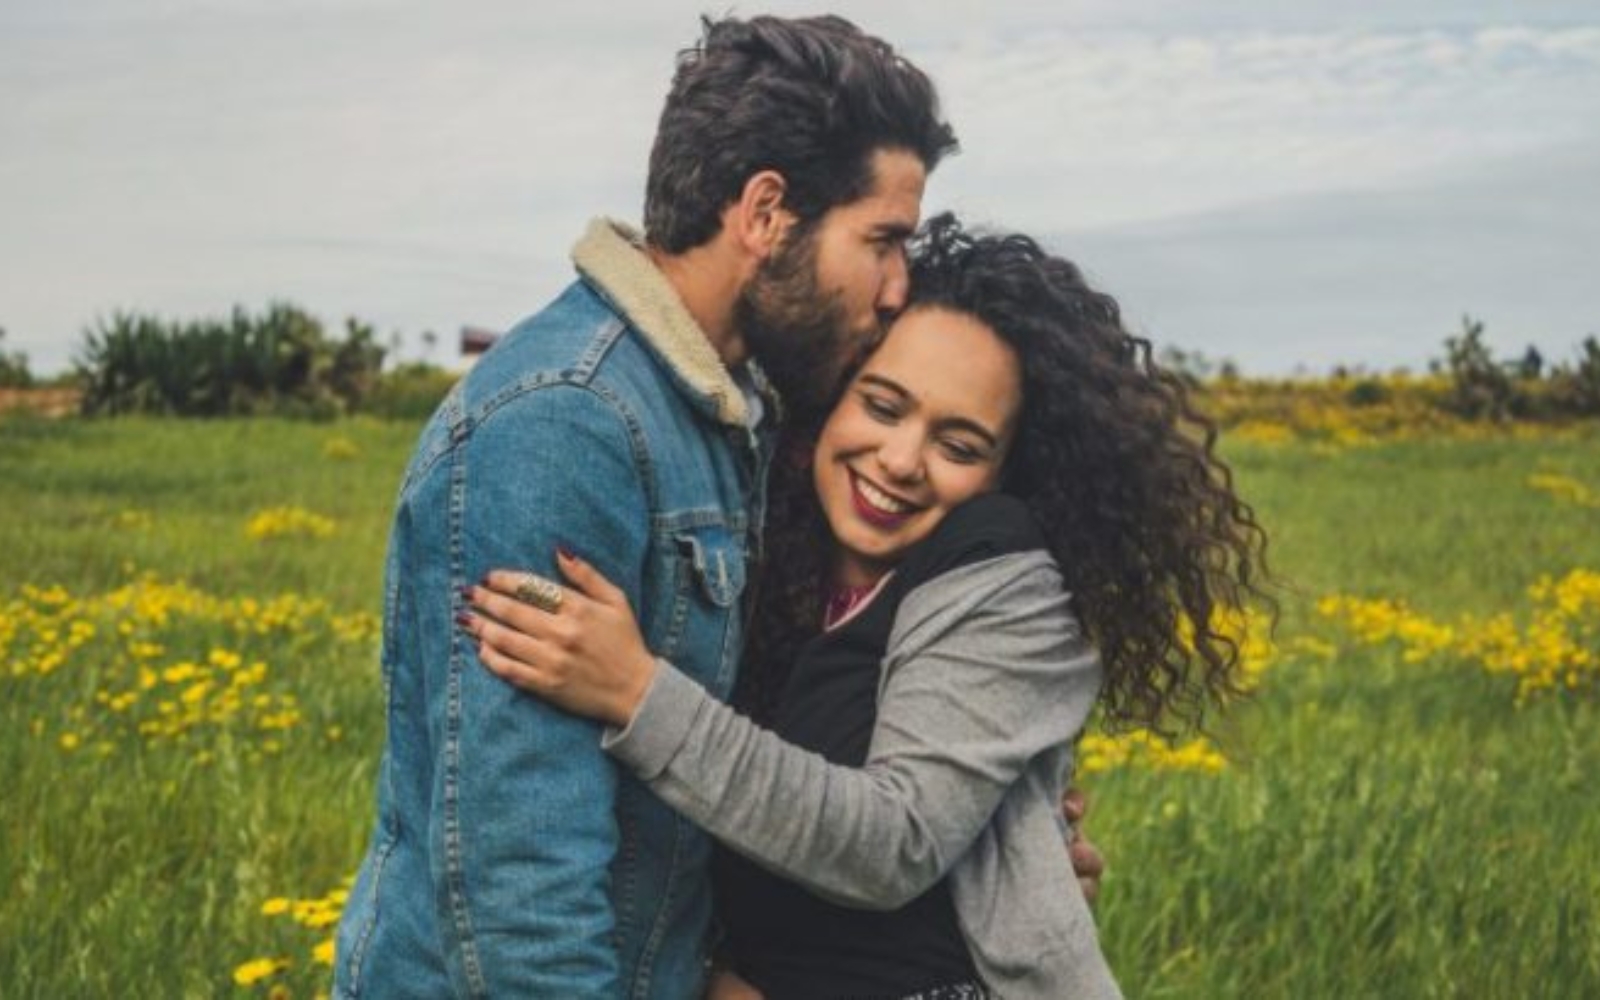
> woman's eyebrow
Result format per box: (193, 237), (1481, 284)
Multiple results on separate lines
(857, 372), (910, 397)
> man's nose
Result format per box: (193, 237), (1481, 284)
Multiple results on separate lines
(876, 249), (910, 315)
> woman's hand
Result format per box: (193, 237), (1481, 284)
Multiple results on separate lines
(460, 549), (656, 728)
(705, 968), (764, 1000)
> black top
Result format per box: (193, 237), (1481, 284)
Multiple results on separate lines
(713, 494), (1046, 1000)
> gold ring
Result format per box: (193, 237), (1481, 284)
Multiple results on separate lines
(513, 573), (564, 614)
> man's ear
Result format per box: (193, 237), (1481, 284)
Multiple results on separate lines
(728, 170), (796, 261)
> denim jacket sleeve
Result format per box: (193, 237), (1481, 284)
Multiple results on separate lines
(437, 383), (649, 997)
(600, 550), (1100, 910)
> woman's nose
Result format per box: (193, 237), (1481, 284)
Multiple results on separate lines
(876, 433), (924, 484)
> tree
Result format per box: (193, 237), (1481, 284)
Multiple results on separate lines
(1547, 335), (1600, 417)
(0, 327), (35, 388)
(1157, 345), (1214, 389)
(1441, 315), (1515, 420)
(1517, 345), (1544, 380)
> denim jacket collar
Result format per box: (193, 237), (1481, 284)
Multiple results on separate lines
(573, 218), (776, 429)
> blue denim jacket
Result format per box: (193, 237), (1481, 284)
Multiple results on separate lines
(334, 220), (776, 999)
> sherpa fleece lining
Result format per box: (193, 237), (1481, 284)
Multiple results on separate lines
(571, 218), (749, 427)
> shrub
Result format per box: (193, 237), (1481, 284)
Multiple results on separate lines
(1545, 336), (1600, 418)
(1345, 379), (1391, 408)
(0, 328), (34, 389)
(74, 304), (386, 418)
(361, 363), (459, 421)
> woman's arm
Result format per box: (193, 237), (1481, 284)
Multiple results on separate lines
(469, 548), (1097, 910)
(621, 550), (1097, 908)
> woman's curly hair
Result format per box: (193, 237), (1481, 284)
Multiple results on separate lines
(737, 213), (1274, 735)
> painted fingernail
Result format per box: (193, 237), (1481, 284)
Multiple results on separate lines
(458, 585), (475, 601)
(556, 543), (577, 561)
(454, 611), (474, 629)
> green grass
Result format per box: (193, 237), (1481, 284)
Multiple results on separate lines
(1094, 431), (1600, 998)
(1, 416), (412, 997)
(2, 415), (1597, 998)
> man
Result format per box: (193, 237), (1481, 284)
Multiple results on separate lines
(333, 15), (1098, 999)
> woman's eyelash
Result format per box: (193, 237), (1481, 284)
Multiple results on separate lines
(862, 394), (898, 417)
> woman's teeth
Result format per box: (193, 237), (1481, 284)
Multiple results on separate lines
(857, 476), (910, 514)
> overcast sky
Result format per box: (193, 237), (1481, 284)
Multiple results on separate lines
(3, 0), (1597, 375)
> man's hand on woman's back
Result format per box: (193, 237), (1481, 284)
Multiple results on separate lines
(706, 968), (765, 1000)
(1064, 787), (1106, 904)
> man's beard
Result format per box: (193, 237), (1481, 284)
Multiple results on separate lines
(734, 227), (881, 428)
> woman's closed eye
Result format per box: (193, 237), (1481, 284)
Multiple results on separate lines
(938, 436), (986, 465)
(860, 391), (902, 422)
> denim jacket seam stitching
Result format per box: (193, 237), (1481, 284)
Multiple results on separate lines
(613, 798), (641, 943)
(341, 829), (397, 997)
(453, 374), (660, 519)
(397, 385), (462, 495)
(630, 812), (690, 999)
(461, 317), (621, 426)
(470, 372), (562, 427)
(439, 364), (653, 998)
(575, 269), (747, 428)
(443, 441), (488, 998)
(651, 508), (747, 533)
(571, 315), (627, 378)
(712, 598), (742, 695)
(581, 380), (661, 515)
(657, 550), (693, 672)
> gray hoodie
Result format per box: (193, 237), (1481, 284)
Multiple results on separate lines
(602, 550), (1123, 999)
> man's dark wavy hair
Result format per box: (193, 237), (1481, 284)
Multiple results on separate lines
(644, 15), (957, 253)
(737, 214), (1274, 735)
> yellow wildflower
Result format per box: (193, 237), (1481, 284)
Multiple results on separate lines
(1527, 473), (1600, 509)
(245, 506), (336, 541)
(232, 957), (290, 986)
(323, 436), (360, 460)
(1079, 731), (1228, 775)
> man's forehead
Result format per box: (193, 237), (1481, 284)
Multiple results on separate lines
(851, 149), (927, 222)
(867, 148), (927, 197)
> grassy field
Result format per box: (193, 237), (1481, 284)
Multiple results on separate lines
(2, 414), (1597, 998)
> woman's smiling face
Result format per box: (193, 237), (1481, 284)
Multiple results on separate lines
(813, 305), (1023, 587)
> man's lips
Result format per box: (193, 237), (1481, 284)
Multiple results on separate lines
(849, 470), (918, 528)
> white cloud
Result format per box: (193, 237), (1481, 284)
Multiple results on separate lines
(929, 25), (1600, 234)
(1, 3), (1597, 373)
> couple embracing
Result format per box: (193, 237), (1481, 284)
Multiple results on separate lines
(334, 14), (1267, 1000)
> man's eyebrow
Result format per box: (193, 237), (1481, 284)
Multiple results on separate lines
(871, 222), (916, 240)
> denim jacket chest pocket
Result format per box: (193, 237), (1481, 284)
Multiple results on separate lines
(645, 524), (748, 701)
(681, 529), (746, 607)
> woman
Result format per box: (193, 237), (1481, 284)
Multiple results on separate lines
(460, 216), (1270, 999)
